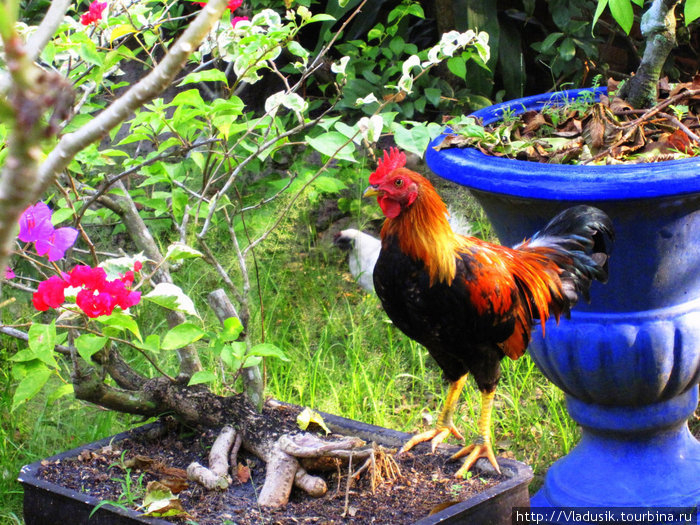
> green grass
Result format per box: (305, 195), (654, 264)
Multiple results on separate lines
(0, 351), (136, 520)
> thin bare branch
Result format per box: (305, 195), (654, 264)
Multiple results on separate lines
(25, 0), (73, 62)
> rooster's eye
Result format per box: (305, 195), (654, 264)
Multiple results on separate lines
(394, 178), (404, 187)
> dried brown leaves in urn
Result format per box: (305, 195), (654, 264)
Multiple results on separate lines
(438, 77), (700, 164)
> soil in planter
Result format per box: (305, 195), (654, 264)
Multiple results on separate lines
(37, 404), (504, 524)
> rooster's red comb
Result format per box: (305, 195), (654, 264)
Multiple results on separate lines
(369, 148), (406, 185)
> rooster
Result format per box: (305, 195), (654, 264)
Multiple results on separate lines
(364, 148), (613, 477)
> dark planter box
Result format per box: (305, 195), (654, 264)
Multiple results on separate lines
(19, 412), (532, 525)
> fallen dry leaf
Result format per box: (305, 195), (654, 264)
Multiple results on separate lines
(236, 463), (251, 484)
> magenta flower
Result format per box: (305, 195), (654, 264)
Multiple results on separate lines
(18, 202), (78, 262)
(102, 279), (141, 310)
(231, 16), (248, 27)
(18, 202), (54, 243)
(80, 1), (107, 26)
(33, 263), (141, 317)
(76, 288), (116, 318)
(68, 265), (107, 290)
(32, 275), (70, 311)
(4, 267), (15, 280)
(190, 0), (242, 11)
(35, 228), (79, 262)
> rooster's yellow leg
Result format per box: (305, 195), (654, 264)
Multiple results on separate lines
(451, 389), (501, 477)
(400, 374), (468, 454)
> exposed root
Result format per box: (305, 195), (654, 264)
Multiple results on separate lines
(187, 425), (236, 490)
(228, 430), (243, 476)
(187, 418), (400, 509)
(342, 444), (402, 518)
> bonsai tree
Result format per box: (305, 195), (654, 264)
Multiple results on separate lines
(596, 0), (700, 107)
(0, 0), (489, 513)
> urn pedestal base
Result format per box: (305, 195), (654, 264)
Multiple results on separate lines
(531, 387), (700, 508)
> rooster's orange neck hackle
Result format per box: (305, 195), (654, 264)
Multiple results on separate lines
(370, 149), (461, 285)
(381, 172), (461, 286)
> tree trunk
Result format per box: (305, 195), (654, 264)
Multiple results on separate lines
(618, 0), (681, 108)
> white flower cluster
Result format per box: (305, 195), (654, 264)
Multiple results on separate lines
(334, 29), (489, 108)
(396, 30), (490, 95)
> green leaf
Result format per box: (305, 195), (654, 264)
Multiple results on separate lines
(222, 317), (244, 342)
(447, 56), (467, 81)
(686, 0), (700, 24)
(51, 208), (74, 225)
(74, 334), (108, 363)
(424, 87), (442, 107)
(143, 283), (199, 317)
(559, 38), (576, 61)
(47, 383), (74, 405)
(391, 122), (442, 158)
(80, 42), (103, 66)
(187, 370), (217, 386)
(12, 363), (51, 411)
(389, 36), (405, 57)
(242, 355), (263, 368)
(170, 89), (205, 110)
(221, 342), (245, 369)
(28, 322), (57, 367)
(539, 32), (563, 53)
(162, 323), (205, 351)
(313, 176), (347, 193)
(308, 13), (336, 23)
(171, 189), (188, 223)
(249, 343), (290, 361)
(178, 69), (229, 86)
(164, 242), (204, 262)
(109, 24), (137, 43)
(136, 334), (161, 353)
(142, 485), (191, 517)
(592, 0), (608, 34)
(97, 312), (142, 342)
(609, 0), (634, 34)
(10, 349), (39, 363)
(307, 132), (357, 162)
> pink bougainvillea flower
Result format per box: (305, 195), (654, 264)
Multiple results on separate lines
(18, 201), (78, 261)
(4, 267), (15, 280)
(231, 16), (249, 27)
(18, 202), (54, 243)
(119, 270), (135, 287)
(102, 279), (141, 310)
(32, 275), (70, 311)
(68, 265), (107, 290)
(133, 261), (143, 273)
(80, 1), (108, 26)
(35, 227), (79, 262)
(76, 288), (116, 318)
(33, 263), (141, 317)
(189, 0), (242, 11)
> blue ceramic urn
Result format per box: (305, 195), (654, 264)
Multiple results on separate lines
(426, 88), (700, 510)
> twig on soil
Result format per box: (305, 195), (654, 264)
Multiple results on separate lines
(341, 452), (354, 519)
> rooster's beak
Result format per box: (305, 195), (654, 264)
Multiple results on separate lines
(363, 185), (379, 198)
